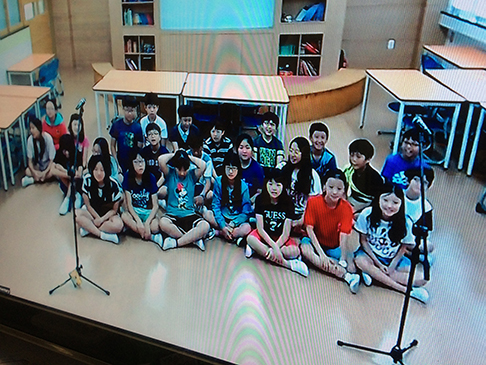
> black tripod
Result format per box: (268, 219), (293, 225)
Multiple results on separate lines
(338, 121), (431, 364)
(49, 99), (110, 296)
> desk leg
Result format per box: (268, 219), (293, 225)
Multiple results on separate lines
(4, 130), (15, 186)
(444, 105), (461, 169)
(95, 91), (102, 136)
(19, 114), (27, 167)
(0, 134), (7, 190)
(392, 103), (405, 154)
(359, 76), (371, 129)
(458, 104), (475, 170)
(105, 93), (111, 131)
(280, 104), (288, 143)
(467, 108), (485, 176)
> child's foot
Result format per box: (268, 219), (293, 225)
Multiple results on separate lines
(245, 244), (253, 258)
(79, 227), (89, 237)
(151, 234), (163, 249)
(74, 192), (83, 209)
(236, 237), (245, 247)
(362, 272), (373, 286)
(344, 272), (360, 294)
(206, 228), (216, 240)
(289, 259), (309, 277)
(411, 287), (429, 304)
(59, 195), (71, 215)
(194, 239), (205, 251)
(21, 176), (34, 187)
(476, 203), (486, 214)
(162, 237), (177, 251)
(100, 231), (119, 244)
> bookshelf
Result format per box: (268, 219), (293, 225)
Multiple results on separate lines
(278, 33), (323, 76)
(123, 35), (156, 70)
(122, 1), (154, 26)
(281, 1), (326, 23)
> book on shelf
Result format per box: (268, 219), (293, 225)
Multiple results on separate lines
(302, 42), (319, 54)
(299, 59), (318, 76)
(126, 58), (138, 71)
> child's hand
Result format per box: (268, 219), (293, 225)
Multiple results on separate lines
(221, 226), (233, 241)
(193, 195), (204, 206)
(93, 217), (103, 227)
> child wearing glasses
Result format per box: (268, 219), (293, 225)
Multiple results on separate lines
(253, 112), (285, 174)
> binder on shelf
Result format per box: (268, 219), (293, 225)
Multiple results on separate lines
(126, 58), (138, 71)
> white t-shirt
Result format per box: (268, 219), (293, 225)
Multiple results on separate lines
(140, 115), (168, 145)
(288, 168), (322, 218)
(404, 195), (432, 225)
(26, 132), (56, 171)
(355, 207), (414, 260)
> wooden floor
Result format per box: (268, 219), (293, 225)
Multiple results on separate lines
(1, 67), (486, 364)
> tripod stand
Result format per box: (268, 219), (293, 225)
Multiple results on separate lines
(49, 100), (110, 296)
(338, 123), (431, 364)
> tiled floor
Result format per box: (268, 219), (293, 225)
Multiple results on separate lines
(1, 67), (486, 364)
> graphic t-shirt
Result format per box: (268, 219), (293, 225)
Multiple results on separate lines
(109, 118), (143, 172)
(381, 154), (429, 190)
(287, 168), (322, 218)
(122, 172), (158, 210)
(165, 165), (198, 217)
(253, 135), (285, 170)
(82, 174), (122, 216)
(255, 196), (295, 239)
(355, 207), (414, 260)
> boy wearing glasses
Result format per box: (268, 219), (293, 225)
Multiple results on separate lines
(140, 93), (168, 147)
(381, 128), (430, 189)
(253, 112), (285, 175)
(110, 96), (144, 173)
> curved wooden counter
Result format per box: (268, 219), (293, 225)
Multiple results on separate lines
(282, 68), (365, 124)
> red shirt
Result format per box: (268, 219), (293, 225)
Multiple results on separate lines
(42, 119), (67, 150)
(304, 195), (353, 249)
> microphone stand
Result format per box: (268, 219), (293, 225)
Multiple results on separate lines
(337, 126), (431, 364)
(50, 101), (110, 296)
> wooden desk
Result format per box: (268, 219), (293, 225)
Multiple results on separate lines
(7, 54), (55, 86)
(182, 73), (289, 140)
(0, 96), (37, 190)
(93, 70), (188, 135)
(360, 69), (464, 168)
(426, 69), (486, 174)
(423, 45), (486, 69)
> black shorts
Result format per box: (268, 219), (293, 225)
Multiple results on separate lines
(166, 213), (204, 233)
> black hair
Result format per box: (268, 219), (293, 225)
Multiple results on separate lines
(211, 119), (226, 132)
(348, 138), (374, 160)
(261, 111), (279, 128)
(30, 118), (45, 165)
(309, 122), (329, 139)
(405, 167), (435, 188)
(169, 149), (191, 171)
(45, 98), (58, 110)
(367, 182), (407, 244)
(178, 104), (194, 118)
(122, 96), (139, 108)
(144, 92), (159, 106)
(127, 149), (152, 186)
(188, 135), (203, 151)
(58, 134), (77, 167)
(235, 133), (254, 151)
(322, 169), (349, 197)
(402, 128), (421, 143)
(87, 155), (113, 207)
(260, 168), (292, 206)
(282, 137), (313, 195)
(221, 151), (243, 208)
(92, 137), (112, 177)
(68, 113), (85, 143)
(145, 123), (161, 135)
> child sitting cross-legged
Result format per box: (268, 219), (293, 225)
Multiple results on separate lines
(203, 119), (233, 176)
(158, 150), (209, 251)
(246, 168), (309, 277)
(309, 122), (337, 179)
(140, 123), (169, 189)
(205, 151), (253, 245)
(77, 155), (124, 244)
(300, 169), (360, 292)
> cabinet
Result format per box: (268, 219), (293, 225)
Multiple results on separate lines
(124, 35), (156, 71)
(122, 1), (154, 26)
(277, 33), (323, 76)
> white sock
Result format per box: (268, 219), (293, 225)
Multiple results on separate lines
(100, 231), (119, 244)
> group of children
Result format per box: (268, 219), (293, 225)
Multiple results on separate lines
(22, 94), (436, 304)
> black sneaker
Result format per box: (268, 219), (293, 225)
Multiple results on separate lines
(476, 203), (486, 214)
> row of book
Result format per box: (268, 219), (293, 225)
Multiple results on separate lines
(299, 59), (318, 76)
(123, 9), (154, 25)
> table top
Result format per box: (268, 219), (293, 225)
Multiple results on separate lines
(0, 85), (51, 98)
(427, 69), (486, 103)
(93, 70), (188, 95)
(183, 73), (289, 104)
(7, 54), (55, 73)
(0, 96), (36, 129)
(423, 45), (486, 69)
(366, 69), (465, 103)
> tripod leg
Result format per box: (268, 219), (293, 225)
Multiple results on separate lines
(337, 340), (391, 356)
(79, 273), (110, 296)
(49, 277), (72, 295)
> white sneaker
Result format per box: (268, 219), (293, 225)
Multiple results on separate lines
(151, 234), (163, 249)
(245, 244), (253, 258)
(162, 237), (177, 251)
(158, 199), (167, 210)
(79, 227), (89, 237)
(75, 192), (83, 209)
(100, 231), (119, 244)
(236, 237), (245, 247)
(59, 195), (70, 215)
(21, 176), (34, 187)
(206, 228), (216, 240)
(362, 272), (373, 286)
(289, 259), (309, 277)
(344, 273), (360, 294)
(338, 260), (348, 269)
(411, 287), (429, 304)
(194, 239), (205, 251)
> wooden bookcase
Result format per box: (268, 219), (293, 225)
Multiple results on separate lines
(121, 1), (154, 26)
(123, 35), (156, 70)
(278, 33), (323, 76)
